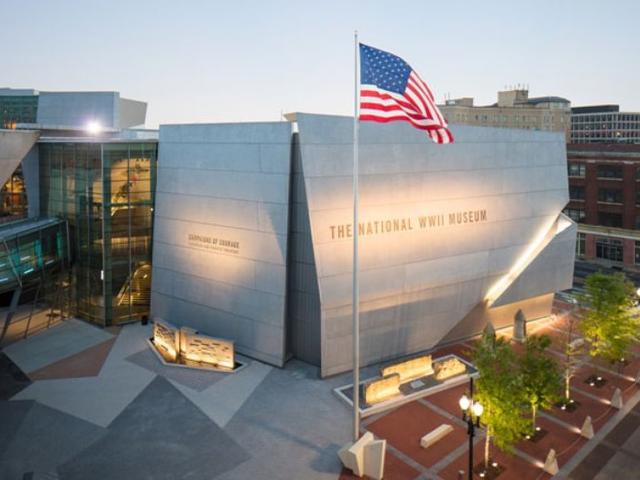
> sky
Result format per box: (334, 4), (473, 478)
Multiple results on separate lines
(1, 0), (639, 128)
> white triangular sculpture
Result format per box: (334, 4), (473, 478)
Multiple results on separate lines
(338, 432), (385, 479)
(363, 439), (386, 480)
(338, 432), (373, 477)
(544, 449), (559, 475)
(580, 416), (594, 439)
(611, 388), (623, 409)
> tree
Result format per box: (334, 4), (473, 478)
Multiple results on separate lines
(579, 272), (640, 365)
(472, 331), (530, 469)
(561, 301), (585, 402)
(519, 335), (562, 430)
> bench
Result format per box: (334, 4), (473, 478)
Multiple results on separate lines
(420, 424), (453, 449)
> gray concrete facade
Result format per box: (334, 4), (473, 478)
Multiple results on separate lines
(151, 122), (293, 367)
(294, 114), (573, 377)
(150, 113), (575, 376)
(36, 92), (147, 129)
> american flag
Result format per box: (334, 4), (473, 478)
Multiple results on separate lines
(359, 43), (453, 144)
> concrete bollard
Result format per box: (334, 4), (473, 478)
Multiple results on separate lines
(513, 309), (527, 343)
(580, 416), (594, 439)
(544, 449), (559, 475)
(483, 320), (496, 338)
(611, 388), (623, 409)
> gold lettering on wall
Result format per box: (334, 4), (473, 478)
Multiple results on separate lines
(328, 209), (488, 240)
(187, 233), (240, 254)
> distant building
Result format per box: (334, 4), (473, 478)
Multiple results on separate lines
(0, 88), (38, 129)
(570, 105), (640, 144)
(439, 88), (571, 140)
(565, 144), (640, 267)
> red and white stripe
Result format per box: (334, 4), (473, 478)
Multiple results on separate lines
(359, 71), (453, 144)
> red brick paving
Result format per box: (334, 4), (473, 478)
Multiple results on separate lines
(28, 336), (118, 380)
(573, 363), (638, 402)
(516, 415), (586, 467)
(432, 342), (475, 362)
(339, 309), (640, 479)
(339, 448), (419, 480)
(590, 354), (640, 379)
(548, 388), (615, 432)
(367, 401), (467, 469)
(438, 441), (548, 480)
(538, 327), (581, 354)
(422, 383), (470, 419)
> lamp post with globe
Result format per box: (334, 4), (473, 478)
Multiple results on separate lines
(459, 378), (483, 479)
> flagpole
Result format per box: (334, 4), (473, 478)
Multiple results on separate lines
(352, 29), (361, 443)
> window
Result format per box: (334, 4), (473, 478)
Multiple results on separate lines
(570, 186), (585, 200)
(598, 212), (623, 227)
(598, 188), (623, 204)
(568, 163), (586, 177)
(596, 237), (623, 262)
(564, 208), (585, 223)
(577, 232), (586, 257)
(597, 164), (623, 179)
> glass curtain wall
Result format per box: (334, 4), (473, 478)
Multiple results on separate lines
(0, 166), (28, 222)
(103, 143), (155, 325)
(0, 95), (38, 128)
(39, 142), (156, 326)
(0, 221), (68, 292)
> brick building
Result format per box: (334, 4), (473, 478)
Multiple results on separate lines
(565, 144), (640, 267)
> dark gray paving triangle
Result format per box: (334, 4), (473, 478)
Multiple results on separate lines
(0, 400), (35, 455)
(58, 376), (250, 480)
(0, 353), (32, 400)
(218, 362), (350, 479)
(125, 347), (225, 392)
(0, 401), (107, 479)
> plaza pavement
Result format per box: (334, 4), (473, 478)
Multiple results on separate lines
(0, 300), (639, 479)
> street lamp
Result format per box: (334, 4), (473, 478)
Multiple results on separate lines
(459, 378), (483, 480)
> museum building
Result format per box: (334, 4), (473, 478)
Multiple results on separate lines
(0, 89), (576, 377)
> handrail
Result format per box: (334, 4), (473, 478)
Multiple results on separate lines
(2, 238), (21, 287)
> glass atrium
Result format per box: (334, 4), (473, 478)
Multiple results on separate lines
(39, 141), (157, 326)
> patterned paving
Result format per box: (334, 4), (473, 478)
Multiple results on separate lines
(29, 337), (117, 381)
(340, 303), (640, 479)
(125, 347), (228, 392)
(58, 376), (250, 480)
(12, 324), (156, 428)
(0, 401), (106, 478)
(1, 303), (640, 479)
(0, 353), (31, 400)
(3, 319), (113, 374)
